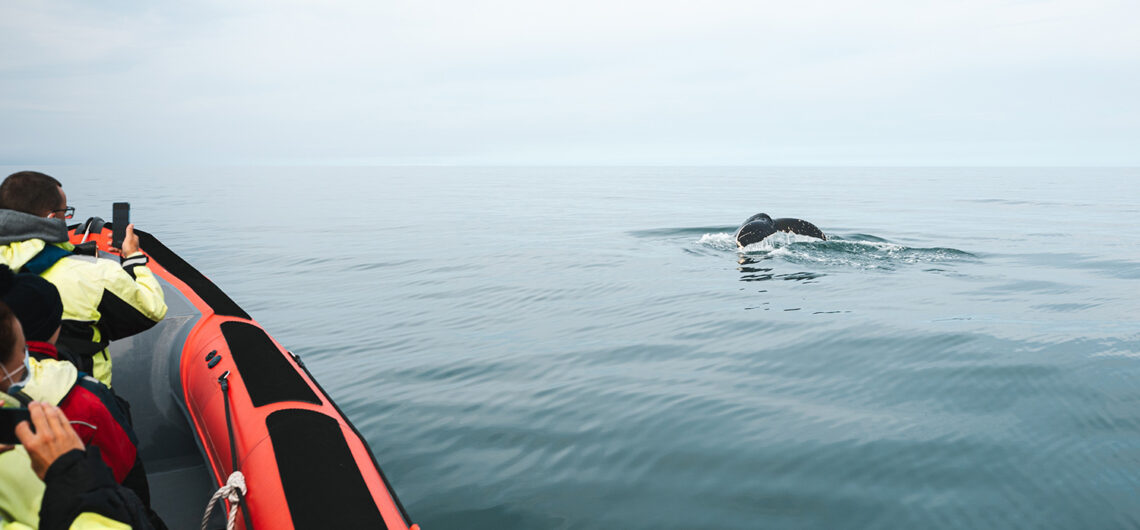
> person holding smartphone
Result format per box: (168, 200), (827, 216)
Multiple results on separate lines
(0, 298), (43, 527)
(0, 295), (157, 529)
(0, 302), (157, 529)
(1, 402), (156, 530)
(0, 269), (163, 527)
(0, 171), (167, 389)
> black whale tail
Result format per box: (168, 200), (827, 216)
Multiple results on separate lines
(773, 218), (826, 241)
(734, 213), (826, 248)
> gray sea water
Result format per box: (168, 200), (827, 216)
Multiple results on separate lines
(15, 166), (1140, 529)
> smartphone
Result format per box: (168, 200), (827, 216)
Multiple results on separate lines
(112, 202), (130, 249)
(0, 408), (31, 444)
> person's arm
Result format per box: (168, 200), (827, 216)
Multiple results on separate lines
(15, 402), (153, 530)
(95, 224), (167, 340)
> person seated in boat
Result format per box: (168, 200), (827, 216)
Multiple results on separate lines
(0, 271), (163, 527)
(0, 170), (167, 389)
(2, 401), (157, 530)
(0, 300), (42, 528)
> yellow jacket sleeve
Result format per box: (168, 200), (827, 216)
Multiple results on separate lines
(67, 512), (132, 530)
(44, 250), (168, 387)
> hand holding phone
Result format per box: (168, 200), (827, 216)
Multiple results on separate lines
(111, 202), (129, 250)
(15, 402), (85, 480)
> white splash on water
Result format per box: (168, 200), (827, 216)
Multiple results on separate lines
(697, 232), (737, 250)
(697, 231), (824, 252)
(739, 232), (824, 250)
(694, 231), (970, 270)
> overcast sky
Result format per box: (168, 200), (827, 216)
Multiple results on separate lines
(1, 0), (1137, 166)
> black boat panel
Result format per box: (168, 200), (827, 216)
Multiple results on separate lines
(266, 409), (389, 530)
(219, 321), (322, 408)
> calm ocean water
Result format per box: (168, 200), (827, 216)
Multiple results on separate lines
(11, 166), (1140, 529)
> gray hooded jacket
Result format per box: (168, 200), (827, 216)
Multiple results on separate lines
(0, 209), (69, 244)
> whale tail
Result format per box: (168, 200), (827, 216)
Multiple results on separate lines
(773, 218), (826, 241)
(735, 213), (825, 248)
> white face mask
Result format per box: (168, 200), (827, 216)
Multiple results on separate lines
(1, 347), (29, 390)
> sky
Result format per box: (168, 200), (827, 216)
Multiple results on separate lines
(1, 0), (1138, 166)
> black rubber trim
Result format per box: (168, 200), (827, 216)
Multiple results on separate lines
(133, 227), (251, 320)
(220, 322), (321, 408)
(266, 409), (389, 530)
(294, 358), (415, 527)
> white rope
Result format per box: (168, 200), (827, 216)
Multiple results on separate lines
(201, 471), (247, 530)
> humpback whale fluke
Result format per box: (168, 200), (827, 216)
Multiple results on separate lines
(735, 213), (826, 248)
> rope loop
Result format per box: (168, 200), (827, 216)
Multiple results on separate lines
(201, 471), (248, 530)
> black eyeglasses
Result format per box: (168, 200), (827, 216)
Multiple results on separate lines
(51, 206), (75, 219)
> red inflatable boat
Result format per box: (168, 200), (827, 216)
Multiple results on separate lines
(68, 224), (418, 530)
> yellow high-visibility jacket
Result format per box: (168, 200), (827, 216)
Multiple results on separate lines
(0, 212), (166, 387)
(0, 391), (43, 528)
(0, 394), (140, 530)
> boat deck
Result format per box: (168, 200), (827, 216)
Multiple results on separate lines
(108, 277), (220, 530)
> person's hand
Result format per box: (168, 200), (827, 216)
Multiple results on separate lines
(111, 223), (140, 257)
(15, 401), (85, 480)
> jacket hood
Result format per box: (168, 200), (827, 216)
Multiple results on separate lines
(17, 356), (77, 406)
(0, 210), (72, 270)
(0, 209), (69, 245)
